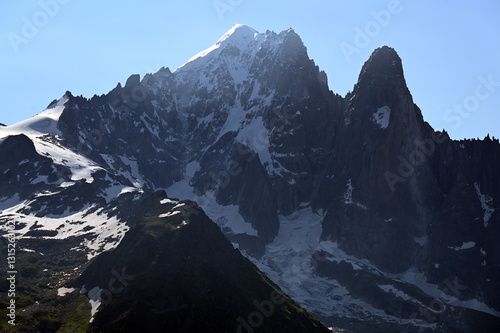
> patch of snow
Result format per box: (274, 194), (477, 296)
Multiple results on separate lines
(98, 175), (143, 203)
(31, 174), (50, 184)
(87, 287), (102, 323)
(100, 153), (116, 168)
(197, 113), (214, 126)
(317, 240), (383, 273)
(344, 179), (353, 204)
(205, 198), (257, 236)
(397, 269), (500, 318)
(172, 202), (186, 210)
(235, 116), (273, 170)
(159, 211), (181, 218)
(57, 287), (75, 297)
(81, 212), (130, 260)
(214, 100), (246, 141)
(118, 186), (142, 197)
(448, 296), (500, 318)
(118, 155), (144, 187)
(372, 106), (391, 129)
(160, 198), (176, 205)
(343, 179), (367, 209)
(448, 241), (476, 251)
(474, 182), (495, 227)
(0, 194), (21, 211)
(252, 207), (331, 305)
(185, 161), (200, 179)
(378, 284), (424, 305)
(140, 114), (161, 139)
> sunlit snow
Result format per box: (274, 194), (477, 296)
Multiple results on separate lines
(57, 287), (75, 297)
(372, 106), (391, 129)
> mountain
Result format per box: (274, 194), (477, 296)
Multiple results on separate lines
(1, 23), (499, 332)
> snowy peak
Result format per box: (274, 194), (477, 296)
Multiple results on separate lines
(176, 24), (261, 72)
(175, 24), (306, 74)
(217, 23), (259, 45)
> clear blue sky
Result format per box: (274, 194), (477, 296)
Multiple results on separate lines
(1, 0), (499, 140)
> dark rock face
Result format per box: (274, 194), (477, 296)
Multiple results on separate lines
(0, 134), (69, 201)
(427, 137), (500, 302)
(317, 46), (440, 273)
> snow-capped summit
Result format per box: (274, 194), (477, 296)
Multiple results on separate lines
(176, 24), (262, 72)
(217, 23), (259, 44)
